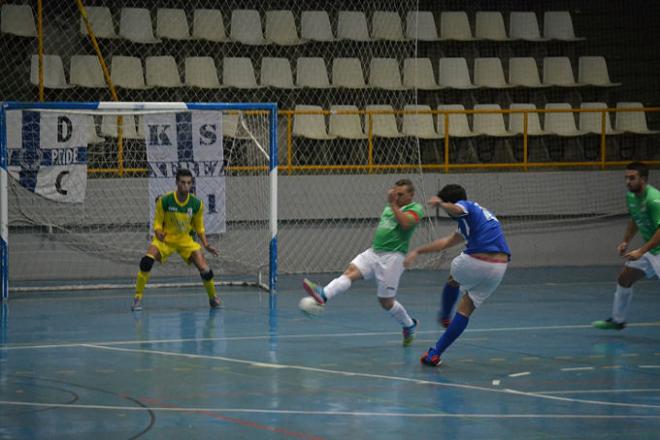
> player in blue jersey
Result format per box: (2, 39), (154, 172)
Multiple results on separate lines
(404, 184), (511, 366)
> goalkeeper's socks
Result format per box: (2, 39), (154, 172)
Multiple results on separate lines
(203, 279), (217, 299)
(323, 274), (351, 301)
(434, 313), (469, 355)
(440, 283), (460, 322)
(135, 271), (151, 298)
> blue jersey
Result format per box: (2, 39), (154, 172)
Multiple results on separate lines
(454, 200), (511, 257)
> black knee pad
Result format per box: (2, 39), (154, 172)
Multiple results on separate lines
(200, 269), (214, 281)
(139, 256), (155, 272)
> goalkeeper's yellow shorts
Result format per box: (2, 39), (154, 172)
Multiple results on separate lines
(151, 237), (201, 264)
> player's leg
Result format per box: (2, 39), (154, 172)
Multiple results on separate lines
(593, 262), (647, 330)
(188, 249), (222, 308)
(303, 249), (369, 305)
(439, 276), (461, 328)
(374, 253), (416, 345)
(132, 245), (162, 311)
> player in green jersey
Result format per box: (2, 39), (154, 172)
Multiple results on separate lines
(593, 162), (660, 330)
(302, 179), (424, 345)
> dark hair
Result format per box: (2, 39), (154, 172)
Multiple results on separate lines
(437, 184), (467, 204)
(175, 168), (193, 182)
(626, 161), (649, 179)
(395, 179), (415, 194)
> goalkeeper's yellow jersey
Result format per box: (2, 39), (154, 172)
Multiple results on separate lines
(154, 191), (205, 244)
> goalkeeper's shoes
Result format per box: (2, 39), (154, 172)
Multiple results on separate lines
(209, 296), (223, 309)
(592, 318), (626, 330)
(302, 278), (327, 305)
(420, 348), (442, 367)
(131, 296), (143, 312)
(402, 319), (418, 346)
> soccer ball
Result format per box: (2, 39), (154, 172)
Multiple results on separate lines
(298, 296), (324, 316)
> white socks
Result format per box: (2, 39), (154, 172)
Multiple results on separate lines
(388, 301), (414, 327)
(323, 275), (351, 302)
(612, 284), (633, 323)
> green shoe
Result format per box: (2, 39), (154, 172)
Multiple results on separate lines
(592, 318), (625, 330)
(403, 319), (418, 346)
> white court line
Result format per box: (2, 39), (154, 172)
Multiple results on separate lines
(1, 400), (659, 418)
(508, 372), (531, 378)
(3, 322), (659, 351)
(80, 344), (660, 410)
(561, 367), (595, 372)
(639, 365), (660, 369)
(533, 388), (660, 395)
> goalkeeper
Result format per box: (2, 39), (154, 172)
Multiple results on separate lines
(131, 169), (220, 311)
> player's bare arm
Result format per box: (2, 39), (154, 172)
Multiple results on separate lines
(617, 219), (638, 255)
(404, 232), (464, 268)
(624, 227), (660, 261)
(388, 188), (417, 230)
(199, 232), (219, 256)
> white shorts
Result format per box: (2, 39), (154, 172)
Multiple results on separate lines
(350, 248), (405, 298)
(625, 251), (660, 279)
(450, 253), (508, 308)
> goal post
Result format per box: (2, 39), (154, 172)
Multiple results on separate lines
(0, 101), (278, 301)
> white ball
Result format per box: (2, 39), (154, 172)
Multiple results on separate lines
(298, 296), (324, 316)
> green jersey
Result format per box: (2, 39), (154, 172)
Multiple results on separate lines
(626, 184), (660, 255)
(372, 202), (424, 253)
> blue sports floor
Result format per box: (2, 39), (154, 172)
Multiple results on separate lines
(1, 267), (659, 439)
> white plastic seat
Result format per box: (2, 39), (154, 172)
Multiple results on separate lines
(509, 57), (546, 88)
(578, 56), (621, 87)
(30, 55), (71, 89)
(230, 10), (266, 45)
(79, 6), (117, 39)
(260, 57), (295, 88)
(301, 10), (334, 42)
(70, 55), (105, 88)
(544, 103), (586, 136)
(402, 105), (440, 139)
(405, 11), (439, 41)
(223, 57), (258, 88)
(475, 11), (510, 41)
(101, 115), (140, 139)
(440, 11), (475, 41)
(293, 105), (335, 140)
(156, 9), (190, 40)
(192, 9), (227, 42)
(403, 58), (439, 90)
(1, 4), (36, 37)
(369, 58), (406, 90)
(110, 56), (146, 89)
(145, 56), (182, 87)
(615, 102), (659, 134)
(508, 104), (547, 135)
(474, 58), (512, 88)
(365, 105), (403, 138)
(473, 104), (514, 136)
(438, 57), (476, 89)
(372, 11), (405, 41)
(119, 8), (160, 43)
(437, 105), (477, 137)
(337, 11), (371, 41)
(184, 57), (220, 88)
(332, 58), (366, 89)
(509, 12), (547, 41)
(543, 11), (584, 41)
(265, 10), (302, 45)
(296, 57), (330, 88)
(579, 102), (621, 135)
(543, 57), (582, 87)
(329, 105), (366, 139)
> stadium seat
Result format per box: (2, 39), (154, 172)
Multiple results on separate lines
(30, 55), (71, 89)
(372, 11), (406, 41)
(403, 58), (440, 90)
(293, 105), (335, 139)
(365, 105), (403, 137)
(509, 57), (546, 88)
(615, 102), (659, 134)
(101, 115), (140, 139)
(402, 105), (440, 139)
(79, 6), (117, 39)
(119, 8), (160, 43)
(508, 104), (547, 135)
(544, 103), (587, 136)
(301, 10), (335, 41)
(438, 58), (476, 89)
(543, 57), (582, 87)
(405, 11), (439, 41)
(192, 9), (227, 42)
(230, 10), (266, 45)
(578, 56), (621, 87)
(260, 57), (295, 88)
(145, 56), (182, 87)
(474, 58), (512, 88)
(475, 11), (510, 41)
(296, 57), (331, 88)
(332, 58), (366, 89)
(329, 105), (367, 139)
(184, 57), (220, 88)
(70, 55), (106, 88)
(543, 11), (584, 41)
(156, 9), (190, 40)
(440, 12), (475, 41)
(265, 10), (302, 45)
(437, 105), (477, 137)
(337, 11), (371, 41)
(223, 57), (258, 88)
(509, 12), (547, 41)
(369, 58), (406, 90)
(473, 104), (514, 136)
(1, 4), (36, 37)
(111, 56), (147, 89)
(579, 102), (621, 134)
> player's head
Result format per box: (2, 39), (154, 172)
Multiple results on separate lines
(175, 168), (194, 194)
(437, 184), (467, 204)
(625, 162), (648, 193)
(393, 179), (415, 206)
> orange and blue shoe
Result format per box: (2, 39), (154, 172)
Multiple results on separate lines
(302, 278), (327, 305)
(420, 348), (442, 367)
(131, 296), (143, 312)
(402, 318), (418, 346)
